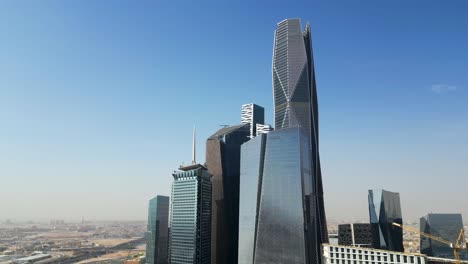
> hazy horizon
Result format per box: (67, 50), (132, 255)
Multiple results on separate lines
(1, 1), (467, 223)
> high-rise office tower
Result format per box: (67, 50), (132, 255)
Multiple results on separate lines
(239, 127), (315, 264)
(420, 213), (466, 259)
(277, 18), (329, 261)
(368, 189), (404, 252)
(239, 125), (328, 264)
(205, 124), (250, 264)
(241, 103), (265, 138)
(238, 133), (266, 264)
(273, 17), (329, 244)
(146, 195), (169, 264)
(169, 164), (212, 264)
(238, 18), (327, 264)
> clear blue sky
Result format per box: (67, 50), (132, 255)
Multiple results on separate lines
(1, 0), (467, 222)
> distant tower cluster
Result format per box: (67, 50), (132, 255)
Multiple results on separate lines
(50, 220), (65, 225)
(150, 17), (332, 264)
(141, 16), (467, 264)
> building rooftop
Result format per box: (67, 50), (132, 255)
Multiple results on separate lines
(207, 124), (249, 140)
(322, 244), (426, 257)
(427, 256), (468, 263)
(178, 163), (207, 171)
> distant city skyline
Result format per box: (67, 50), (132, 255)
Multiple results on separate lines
(1, 0), (468, 222)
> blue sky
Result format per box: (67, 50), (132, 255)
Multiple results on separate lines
(1, 0), (467, 222)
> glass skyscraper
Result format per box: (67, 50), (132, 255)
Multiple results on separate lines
(273, 17), (329, 252)
(239, 126), (327, 264)
(420, 213), (467, 260)
(368, 189), (404, 252)
(238, 18), (328, 264)
(238, 134), (266, 264)
(146, 195), (169, 264)
(205, 124), (250, 264)
(169, 164), (212, 264)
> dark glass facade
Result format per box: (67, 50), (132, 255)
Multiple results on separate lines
(146, 195), (169, 264)
(239, 127), (324, 264)
(205, 124), (250, 264)
(338, 223), (373, 247)
(420, 213), (467, 260)
(169, 165), (211, 264)
(368, 189), (404, 252)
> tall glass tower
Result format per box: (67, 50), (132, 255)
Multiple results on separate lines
(238, 18), (328, 264)
(169, 164), (212, 264)
(272, 18), (328, 262)
(146, 195), (169, 264)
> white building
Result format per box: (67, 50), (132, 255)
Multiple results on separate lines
(322, 244), (427, 264)
(241, 103), (265, 138)
(255, 123), (272, 136)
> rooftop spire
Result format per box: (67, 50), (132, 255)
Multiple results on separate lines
(192, 126), (196, 165)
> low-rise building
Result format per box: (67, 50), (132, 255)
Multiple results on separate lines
(427, 257), (468, 264)
(323, 244), (426, 264)
(13, 252), (51, 264)
(338, 223), (373, 247)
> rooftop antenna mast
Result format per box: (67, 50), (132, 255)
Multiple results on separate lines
(192, 126), (196, 165)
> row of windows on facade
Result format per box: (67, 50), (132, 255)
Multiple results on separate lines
(328, 260), (422, 264)
(328, 253), (422, 264)
(327, 247), (424, 264)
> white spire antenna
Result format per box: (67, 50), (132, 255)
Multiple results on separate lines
(192, 126), (196, 165)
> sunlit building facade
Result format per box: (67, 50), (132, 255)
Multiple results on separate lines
(169, 165), (211, 264)
(239, 127), (322, 264)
